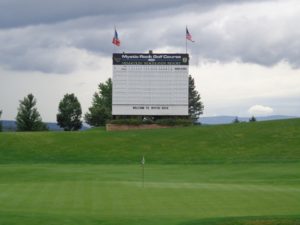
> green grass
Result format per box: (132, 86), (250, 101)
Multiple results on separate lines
(0, 119), (300, 164)
(0, 119), (300, 225)
(0, 163), (300, 225)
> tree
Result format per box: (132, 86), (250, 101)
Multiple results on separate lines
(57, 93), (82, 131)
(189, 75), (204, 122)
(233, 117), (240, 123)
(85, 78), (112, 126)
(249, 115), (256, 122)
(0, 110), (2, 132)
(16, 94), (48, 131)
(85, 76), (204, 126)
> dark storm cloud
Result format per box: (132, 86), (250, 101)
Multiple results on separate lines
(0, 0), (252, 28)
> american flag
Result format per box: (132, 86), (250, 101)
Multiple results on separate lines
(112, 28), (120, 46)
(186, 27), (194, 42)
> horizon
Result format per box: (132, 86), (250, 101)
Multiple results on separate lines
(1, 114), (299, 124)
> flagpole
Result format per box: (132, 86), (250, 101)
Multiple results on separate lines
(113, 25), (116, 53)
(186, 37), (187, 54)
(185, 25), (188, 53)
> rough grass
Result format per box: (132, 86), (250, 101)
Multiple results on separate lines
(0, 119), (300, 164)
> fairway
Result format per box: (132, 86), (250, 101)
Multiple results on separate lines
(1, 119), (300, 225)
(0, 163), (300, 225)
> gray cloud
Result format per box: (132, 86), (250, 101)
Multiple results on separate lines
(189, 1), (300, 67)
(7, 1), (269, 28)
(0, 0), (299, 73)
(0, 0), (239, 28)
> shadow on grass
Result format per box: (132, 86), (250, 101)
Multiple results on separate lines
(179, 215), (300, 225)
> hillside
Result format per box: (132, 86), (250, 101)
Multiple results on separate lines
(0, 119), (299, 164)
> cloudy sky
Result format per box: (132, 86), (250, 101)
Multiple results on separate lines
(0, 0), (300, 122)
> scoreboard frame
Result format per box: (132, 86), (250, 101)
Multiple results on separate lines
(112, 53), (189, 116)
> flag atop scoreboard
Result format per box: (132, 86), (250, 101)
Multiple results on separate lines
(112, 52), (189, 116)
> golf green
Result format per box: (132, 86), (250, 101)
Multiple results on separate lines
(0, 163), (299, 225)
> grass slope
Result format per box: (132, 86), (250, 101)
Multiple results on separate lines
(0, 119), (300, 225)
(0, 119), (300, 164)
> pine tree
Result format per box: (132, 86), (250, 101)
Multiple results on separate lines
(233, 117), (240, 123)
(249, 115), (256, 122)
(189, 75), (204, 122)
(57, 93), (82, 131)
(0, 110), (2, 132)
(85, 78), (112, 126)
(16, 94), (48, 131)
(85, 76), (203, 125)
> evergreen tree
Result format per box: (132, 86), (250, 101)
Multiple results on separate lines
(0, 110), (2, 132)
(85, 78), (112, 126)
(57, 93), (82, 131)
(189, 75), (204, 122)
(233, 116), (240, 123)
(249, 115), (256, 122)
(85, 76), (204, 125)
(16, 94), (48, 131)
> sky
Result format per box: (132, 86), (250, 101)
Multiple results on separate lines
(0, 0), (300, 122)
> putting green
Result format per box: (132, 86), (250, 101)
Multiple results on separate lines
(0, 163), (299, 225)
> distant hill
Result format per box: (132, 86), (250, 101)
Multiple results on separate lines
(1, 115), (297, 130)
(1, 120), (17, 131)
(0, 120), (89, 131)
(199, 115), (298, 125)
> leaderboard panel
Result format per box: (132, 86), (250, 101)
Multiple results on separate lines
(112, 53), (189, 116)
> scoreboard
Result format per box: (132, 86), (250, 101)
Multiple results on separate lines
(112, 53), (189, 116)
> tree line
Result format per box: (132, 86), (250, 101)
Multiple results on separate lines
(0, 75), (204, 132)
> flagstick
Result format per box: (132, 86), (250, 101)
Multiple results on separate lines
(141, 155), (145, 188)
(142, 161), (144, 188)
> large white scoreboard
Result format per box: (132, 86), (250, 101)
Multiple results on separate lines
(112, 53), (189, 116)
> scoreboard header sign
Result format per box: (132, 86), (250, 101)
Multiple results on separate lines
(112, 53), (189, 116)
(113, 53), (189, 65)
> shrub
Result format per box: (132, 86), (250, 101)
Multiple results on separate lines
(110, 119), (143, 125)
(109, 118), (192, 127)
